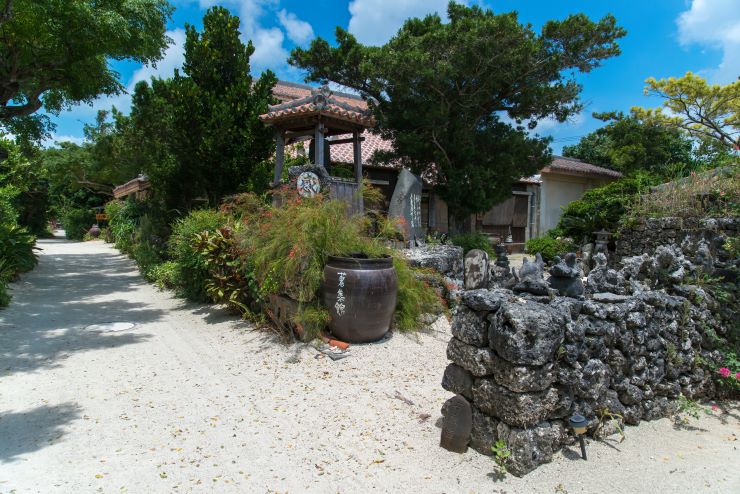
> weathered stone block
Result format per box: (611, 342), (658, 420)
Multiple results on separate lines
(451, 305), (488, 347)
(495, 421), (565, 476)
(446, 337), (496, 376)
(464, 249), (489, 290)
(472, 378), (559, 428)
(440, 395), (472, 453)
(442, 363), (474, 399)
(461, 288), (511, 312)
(489, 301), (565, 366)
(489, 354), (555, 393)
(470, 407), (498, 455)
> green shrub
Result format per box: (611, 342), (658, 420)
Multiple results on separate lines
(233, 191), (442, 334)
(105, 200), (143, 254)
(0, 259), (12, 308)
(393, 256), (445, 331)
(451, 231), (494, 256)
(193, 226), (259, 314)
(0, 185), (19, 226)
(0, 224), (38, 275)
(627, 166), (739, 220)
(0, 281), (10, 308)
(62, 207), (96, 240)
(525, 235), (574, 262)
(241, 192), (385, 303)
(148, 261), (181, 290)
(169, 208), (226, 301)
(556, 175), (656, 242)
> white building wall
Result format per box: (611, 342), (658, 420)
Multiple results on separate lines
(539, 174), (612, 234)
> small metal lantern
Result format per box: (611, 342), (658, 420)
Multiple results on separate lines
(569, 414), (589, 460)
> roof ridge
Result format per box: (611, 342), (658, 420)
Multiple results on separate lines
(275, 79), (365, 102)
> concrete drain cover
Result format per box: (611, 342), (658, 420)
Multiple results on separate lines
(85, 322), (136, 332)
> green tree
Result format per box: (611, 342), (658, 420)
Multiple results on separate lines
(124, 7), (277, 211)
(0, 138), (49, 233)
(290, 2), (625, 222)
(562, 111), (695, 178)
(632, 72), (739, 152)
(0, 0), (172, 139)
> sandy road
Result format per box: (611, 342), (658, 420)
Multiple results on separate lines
(1, 238), (738, 493)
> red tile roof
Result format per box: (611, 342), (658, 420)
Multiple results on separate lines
(262, 83), (374, 127)
(270, 82), (620, 181)
(273, 81), (369, 109)
(329, 131), (394, 164)
(542, 156), (622, 179)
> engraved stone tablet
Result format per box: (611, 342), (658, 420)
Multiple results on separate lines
(464, 249), (489, 290)
(389, 169), (424, 244)
(440, 394), (472, 453)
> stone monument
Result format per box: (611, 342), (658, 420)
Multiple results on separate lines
(389, 169), (424, 246)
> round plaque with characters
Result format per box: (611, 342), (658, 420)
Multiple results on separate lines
(296, 171), (321, 198)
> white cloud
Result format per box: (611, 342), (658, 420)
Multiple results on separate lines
(533, 112), (586, 132)
(250, 26), (290, 71)
(677, 0), (740, 83)
(277, 9), (314, 45)
(43, 134), (87, 148)
(348, 0), (463, 46)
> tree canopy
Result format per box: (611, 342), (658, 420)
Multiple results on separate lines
(562, 111), (696, 178)
(93, 6), (277, 212)
(0, 0), (173, 139)
(631, 72), (740, 152)
(290, 1), (626, 220)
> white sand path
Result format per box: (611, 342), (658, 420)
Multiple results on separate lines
(0, 238), (738, 493)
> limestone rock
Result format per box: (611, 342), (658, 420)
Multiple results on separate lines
(461, 288), (511, 312)
(495, 421), (564, 476)
(547, 253), (585, 297)
(470, 407), (498, 455)
(464, 249), (489, 290)
(513, 253), (549, 295)
(451, 305), (488, 347)
(489, 301), (565, 365)
(473, 379), (559, 428)
(442, 363), (474, 400)
(446, 337), (496, 376)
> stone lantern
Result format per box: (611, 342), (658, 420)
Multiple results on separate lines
(593, 229), (611, 255)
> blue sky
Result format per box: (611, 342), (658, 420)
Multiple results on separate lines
(47, 0), (740, 154)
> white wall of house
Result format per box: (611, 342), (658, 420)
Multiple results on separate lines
(538, 174), (612, 235)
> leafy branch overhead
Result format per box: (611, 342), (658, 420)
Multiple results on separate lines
(632, 72), (740, 151)
(290, 1), (626, 219)
(0, 0), (173, 138)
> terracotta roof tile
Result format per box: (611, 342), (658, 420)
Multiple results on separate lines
(262, 83), (375, 127)
(542, 156), (622, 179)
(269, 82), (620, 181)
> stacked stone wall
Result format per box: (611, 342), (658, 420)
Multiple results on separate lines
(440, 219), (738, 475)
(614, 217), (738, 263)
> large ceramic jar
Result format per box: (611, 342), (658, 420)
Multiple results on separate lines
(321, 254), (397, 343)
(88, 224), (101, 238)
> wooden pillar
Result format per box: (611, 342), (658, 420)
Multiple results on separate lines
(353, 130), (364, 214)
(273, 131), (285, 186)
(315, 123), (325, 168)
(353, 131), (362, 184)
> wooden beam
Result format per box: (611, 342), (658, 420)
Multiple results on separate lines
(353, 130), (363, 214)
(327, 136), (366, 145)
(315, 123), (326, 167)
(273, 131), (285, 186)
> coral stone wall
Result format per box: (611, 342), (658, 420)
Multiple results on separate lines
(443, 286), (722, 475)
(615, 217), (738, 263)
(440, 218), (738, 476)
